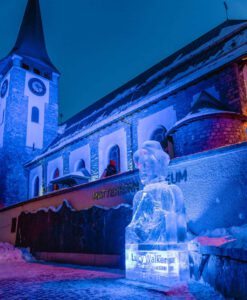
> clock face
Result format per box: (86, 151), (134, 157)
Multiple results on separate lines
(1, 79), (8, 98)
(28, 78), (46, 96)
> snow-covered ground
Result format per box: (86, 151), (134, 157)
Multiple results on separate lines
(0, 243), (225, 299)
(0, 242), (35, 262)
(0, 261), (225, 300)
(1, 223), (246, 299)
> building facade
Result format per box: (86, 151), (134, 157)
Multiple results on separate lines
(0, 0), (59, 207)
(0, 0), (247, 233)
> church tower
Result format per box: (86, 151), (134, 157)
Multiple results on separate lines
(0, 0), (59, 207)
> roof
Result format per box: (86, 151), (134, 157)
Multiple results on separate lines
(29, 19), (247, 163)
(50, 172), (90, 186)
(190, 90), (229, 113)
(168, 109), (247, 134)
(10, 0), (58, 73)
(168, 91), (247, 134)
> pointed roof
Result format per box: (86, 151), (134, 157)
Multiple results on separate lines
(167, 90), (247, 135)
(190, 91), (229, 113)
(10, 0), (58, 73)
(24, 19), (247, 162)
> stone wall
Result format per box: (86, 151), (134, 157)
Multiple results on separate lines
(172, 116), (247, 157)
(0, 65), (59, 206)
(30, 62), (247, 197)
(169, 142), (247, 234)
(190, 243), (247, 299)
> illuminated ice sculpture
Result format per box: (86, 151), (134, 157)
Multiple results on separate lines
(125, 141), (189, 286)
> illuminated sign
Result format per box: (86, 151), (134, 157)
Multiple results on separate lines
(126, 244), (189, 286)
(92, 170), (187, 201)
(166, 169), (187, 184)
(128, 250), (179, 275)
(92, 181), (140, 200)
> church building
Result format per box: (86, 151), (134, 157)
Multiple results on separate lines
(0, 0), (59, 206)
(0, 0), (247, 235)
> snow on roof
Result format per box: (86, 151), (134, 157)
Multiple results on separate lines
(27, 20), (247, 165)
(50, 171), (90, 184)
(168, 108), (245, 133)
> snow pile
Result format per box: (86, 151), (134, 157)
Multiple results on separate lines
(192, 224), (247, 250)
(20, 247), (36, 262)
(0, 242), (25, 262)
(0, 242), (35, 262)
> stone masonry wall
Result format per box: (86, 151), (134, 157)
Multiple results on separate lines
(172, 116), (247, 157)
(0, 66), (59, 206)
(28, 63), (245, 202)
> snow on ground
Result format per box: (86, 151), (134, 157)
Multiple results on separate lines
(0, 242), (35, 262)
(0, 242), (25, 262)
(0, 261), (225, 300)
(0, 243), (225, 299)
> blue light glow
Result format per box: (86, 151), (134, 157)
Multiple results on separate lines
(125, 141), (189, 286)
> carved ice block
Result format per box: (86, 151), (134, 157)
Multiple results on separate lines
(125, 141), (189, 286)
(126, 243), (189, 286)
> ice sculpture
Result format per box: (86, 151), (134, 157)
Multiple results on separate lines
(125, 141), (189, 286)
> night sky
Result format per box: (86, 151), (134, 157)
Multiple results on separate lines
(0, 0), (246, 122)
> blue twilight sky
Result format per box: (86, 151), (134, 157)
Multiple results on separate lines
(0, 0), (247, 121)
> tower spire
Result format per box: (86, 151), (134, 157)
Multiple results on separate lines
(11, 0), (58, 73)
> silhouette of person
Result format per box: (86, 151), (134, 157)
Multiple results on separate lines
(101, 160), (117, 178)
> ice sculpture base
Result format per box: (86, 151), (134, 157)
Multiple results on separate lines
(125, 243), (189, 287)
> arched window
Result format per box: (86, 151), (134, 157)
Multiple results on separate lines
(167, 136), (175, 159)
(33, 176), (39, 197)
(0, 110), (4, 125)
(52, 168), (60, 191)
(31, 107), (39, 123)
(53, 168), (60, 179)
(75, 159), (91, 178)
(150, 125), (174, 158)
(109, 145), (120, 173)
(150, 126), (168, 149)
(76, 159), (86, 171)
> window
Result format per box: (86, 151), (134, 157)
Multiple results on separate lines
(76, 159), (91, 178)
(31, 107), (39, 123)
(22, 63), (30, 70)
(167, 136), (175, 159)
(34, 68), (41, 75)
(53, 168), (60, 179)
(11, 218), (17, 233)
(150, 125), (174, 158)
(52, 168), (60, 191)
(44, 72), (51, 80)
(150, 126), (168, 149)
(76, 159), (86, 171)
(0, 110), (4, 125)
(109, 145), (120, 173)
(33, 176), (40, 197)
